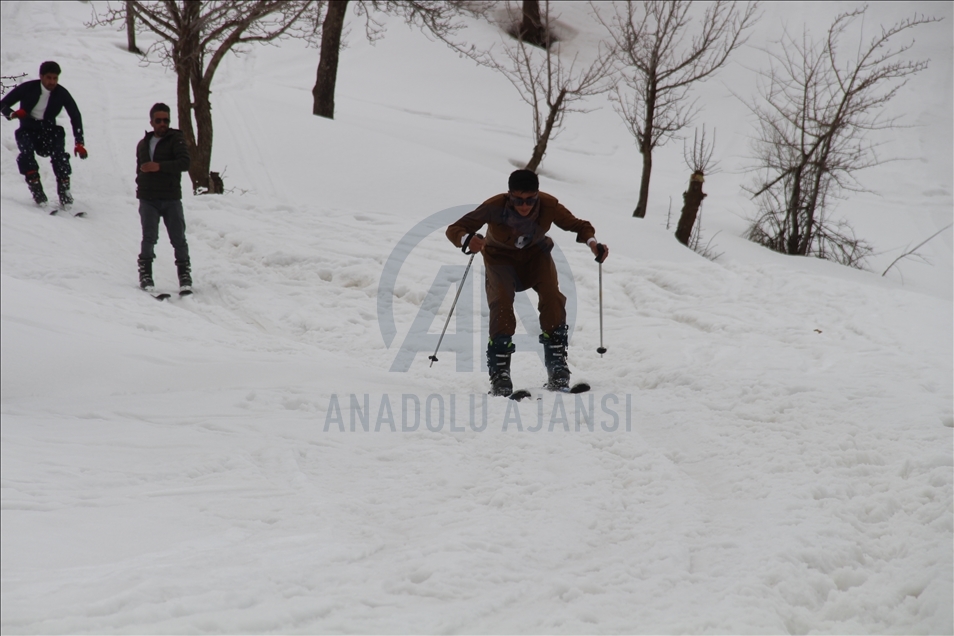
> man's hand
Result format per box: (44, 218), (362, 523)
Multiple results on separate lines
(591, 242), (609, 263)
(74, 143), (88, 159)
(7, 109), (27, 121)
(140, 161), (161, 173)
(466, 234), (486, 254)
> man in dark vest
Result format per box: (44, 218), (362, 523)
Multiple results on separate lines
(135, 103), (193, 294)
(0, 61), (87, 206)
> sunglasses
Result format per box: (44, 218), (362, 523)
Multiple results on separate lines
(153, 118), (170, 124)
(510, 194), (539, 207)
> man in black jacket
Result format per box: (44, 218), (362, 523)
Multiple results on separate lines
(135, 103), (193, 293)
(0, 61), (87, 206)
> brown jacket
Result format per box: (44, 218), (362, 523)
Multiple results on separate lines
(446, 192), (595, 255)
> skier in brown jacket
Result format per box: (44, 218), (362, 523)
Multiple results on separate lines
(446, 169), (609, 396)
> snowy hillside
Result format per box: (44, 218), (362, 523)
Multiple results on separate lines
(1, 1), (952, 633)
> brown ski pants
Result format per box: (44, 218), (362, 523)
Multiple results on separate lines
(483, 243), (566, 338)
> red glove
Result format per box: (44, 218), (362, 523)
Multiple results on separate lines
(8, 108), (27, 120)
(74, 143), (88, 159)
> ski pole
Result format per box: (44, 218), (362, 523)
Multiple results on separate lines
(597, 260), (606, 356)
(429, 252), (476, 367)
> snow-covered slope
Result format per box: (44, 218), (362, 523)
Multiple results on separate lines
(2, 2), (952, 633)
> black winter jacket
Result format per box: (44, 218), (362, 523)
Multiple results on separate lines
(136, 129), (190, 200)
(0, 80), (85, 144)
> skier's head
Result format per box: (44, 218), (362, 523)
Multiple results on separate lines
(39, 61), (61, 76)
(149, 102), (172, 137)
(39, 61), (60, 91)
(509, 169), (539, 193)
(508, 169), (539, 216)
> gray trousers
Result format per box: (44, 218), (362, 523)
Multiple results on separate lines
(138, 199), (190, 263)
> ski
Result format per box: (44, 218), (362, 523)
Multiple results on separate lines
(49, 207), (86, 218)
(547, 382), (591, 394)
(509, 383), (590, 401)
(141, 285), (194, 301)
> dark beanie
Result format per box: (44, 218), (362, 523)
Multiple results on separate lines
(39, 61), (61, 76)
(508, 169), (539, 192)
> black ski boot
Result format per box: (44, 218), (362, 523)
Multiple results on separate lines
(138, 258), (155, 290)
(56, 177), (73, 207)
(487, 335), (515, 397)
(541, 324), (571, 391)
(176, 260), (192, 293)
(25, 171), (47, 205)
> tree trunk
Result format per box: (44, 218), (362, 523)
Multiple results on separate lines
(190, 79), (215, 193)
(518, 0), (548, 49)
(175, 63), (198, 193)
(525, 88), (566, 172)
(674, 172), (706, 245)
(313, 0), (349, 119)
(173, 1), (202, 193)
(633, 83), (656, 218)
(633, 149), (652, 217)
(786, 163), (804, 255)
(125, 1), (141, 54)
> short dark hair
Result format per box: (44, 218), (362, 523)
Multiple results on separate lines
(508, 169), (539, 193)
(39, 61), (61, 76)
(150, 103), (172, 119)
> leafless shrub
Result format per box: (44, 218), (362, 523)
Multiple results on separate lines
(743, 7), (940, 266)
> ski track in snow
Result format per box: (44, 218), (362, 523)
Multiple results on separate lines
(2, 1), (952, 633)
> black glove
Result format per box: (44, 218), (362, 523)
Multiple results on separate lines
(594, 243), (607, 263)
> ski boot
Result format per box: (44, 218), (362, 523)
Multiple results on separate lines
(56, 177), (73, 207)
(541, 324), (571, 391)
(138, 258), (155, 290)
(176, 259), (193, 295)
(487, 335), (515, 397)
(25, 171), (47, 205)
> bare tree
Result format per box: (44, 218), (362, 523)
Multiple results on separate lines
(674, 126), (717, 246)
(597, 0), (758, 217)
(125, 1), (142, 54)
(312, 1), (481, 119)
(460, 1), (612, 172)
(89, 1), (320, 193)
(743, 8), (940, 266)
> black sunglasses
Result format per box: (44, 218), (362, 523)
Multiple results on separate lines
(510, 194), (538, 207)
(153, 118), (170, 124)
